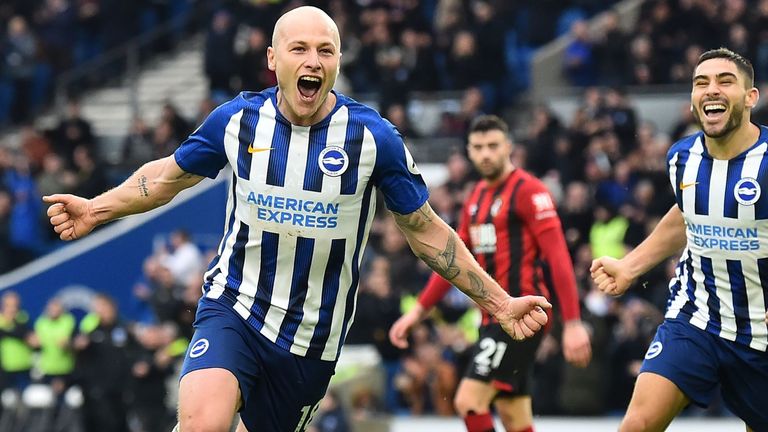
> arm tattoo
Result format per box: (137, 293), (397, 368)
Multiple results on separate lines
(466, 271), (489, 301)
(417, 233), (460, 280)
(138, 175), (149, 197)
(394, 205), (434, 232)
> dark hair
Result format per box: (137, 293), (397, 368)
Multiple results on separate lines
(697, 47), (755, 88)
(467, 115), (510, 137)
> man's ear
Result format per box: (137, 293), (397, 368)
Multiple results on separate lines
(267, 46), (276, 71)
(746, 87), (759, 109)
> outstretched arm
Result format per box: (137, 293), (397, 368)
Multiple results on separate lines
(591, 205), (687, 296)
(44, 156), (204, 240)
(392, 202), (551, 340)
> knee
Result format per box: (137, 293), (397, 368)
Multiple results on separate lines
(619, 412), (654, 432)
(454, 393), (487, 417)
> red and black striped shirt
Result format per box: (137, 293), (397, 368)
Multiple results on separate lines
(419, 168), (580, 325)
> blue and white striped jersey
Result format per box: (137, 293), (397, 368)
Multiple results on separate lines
(174, 87), (429, 361)
(666, 126), (768, 351)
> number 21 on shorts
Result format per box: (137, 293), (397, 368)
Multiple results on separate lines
(294, 400), (321, 432)
(476, 338), (508, 370)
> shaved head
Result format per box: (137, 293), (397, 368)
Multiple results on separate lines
(272, 6), (340, 50)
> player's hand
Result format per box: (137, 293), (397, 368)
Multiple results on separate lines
(388, 304), (425, 349)
(765, 309), (768, 325)
(562, 320), (592, 368)
(43, 194), (98, 241)
(494, 296), (551, 341)
(590, 256), (633, 297)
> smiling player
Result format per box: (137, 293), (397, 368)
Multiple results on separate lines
(591, 48), (768, 432)
(43, 6), (552, 432)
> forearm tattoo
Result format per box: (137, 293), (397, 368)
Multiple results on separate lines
(466, 271), (489, 301)
(418, 234), (460, 280)
(138, 175), (149, 197)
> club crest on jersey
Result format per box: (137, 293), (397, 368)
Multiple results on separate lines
(490, 198), (503, 217)
(189, 338), (210, 358)
(734, 178), (761, 206)
(403, 143), (420, 175)
(644, 341), (662, 360)
(319, 146), (349, 177)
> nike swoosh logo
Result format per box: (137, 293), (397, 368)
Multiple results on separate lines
(248, 146), (273, 154)
(679, 181), (699, 190)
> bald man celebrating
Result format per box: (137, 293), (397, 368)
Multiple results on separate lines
(43, 7), (551, 431)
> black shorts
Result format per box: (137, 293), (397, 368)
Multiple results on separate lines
(464, 323), (543, 397)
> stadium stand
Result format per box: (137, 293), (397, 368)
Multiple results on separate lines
(2, 0), (766, 431)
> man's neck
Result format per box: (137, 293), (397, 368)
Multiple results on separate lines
(705, 121), (761, 160)
(276, 90), (336, 126)
(485, 165), (515, 187)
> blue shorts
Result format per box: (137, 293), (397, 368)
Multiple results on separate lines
(640, 319), (768, 431)
(180, 297), (337, 432)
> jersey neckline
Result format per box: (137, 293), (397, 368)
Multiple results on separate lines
(697, 123), (768, 160)
(265, 86), (346, 129)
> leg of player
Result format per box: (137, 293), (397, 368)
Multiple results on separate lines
(494, 396), (533, 432)
(178, 368), (242, 432)
(454, 378), (498, 432)
(620, 372), (689, 432)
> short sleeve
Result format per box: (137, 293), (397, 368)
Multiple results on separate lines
(370, 121), (429, 214)
(515, 180), (562, 236)
(173, 103), (236, 179)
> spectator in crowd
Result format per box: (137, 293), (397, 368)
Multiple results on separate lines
(121, 117), (155, 171)
(0, 291), (33, 392)
(593, 10), (629, 87)
(563, 19), (596, 87)
(135, 260), (186, 325)
(54, 99), (95, 166)
(589, 204), (629, 260)
(158, 229), (203, 285)
(159, 102), (191, 142)
(204, 9), (237, 99)
(395, 325), (459, 416)
(71, 145), (108, 199)
(2, 16), (37, 123)
(237, 26), (277, 93)
(446, 30), (482, 91)
(5, 153), (43, 266)
(34, 0), (76, 74)
(385, 103), (418, 139)
(399, 27), (439, 92)
(129, 323), (182, 432)
(74, 293), (134, 432)
(347, 257), (403, 413)
(29, 297), (76, 404)
(560, 181), (594, 255)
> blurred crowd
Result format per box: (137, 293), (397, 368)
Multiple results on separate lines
(564, 0), (768, 87)
(4, 0), (768, 430)
(0, 0), (196, 127)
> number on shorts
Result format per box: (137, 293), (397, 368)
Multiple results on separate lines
(294, 401), (321, 432)
(475, 337), (508, 370)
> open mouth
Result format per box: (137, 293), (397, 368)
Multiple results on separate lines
(297, 75), (322, 101)
(702, 102), (727, 120)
